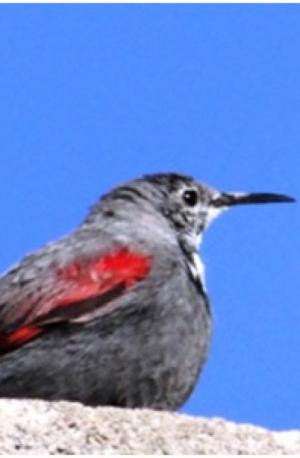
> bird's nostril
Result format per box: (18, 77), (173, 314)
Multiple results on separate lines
(211, 197), (222, 208)
(211, 194), (232, 208)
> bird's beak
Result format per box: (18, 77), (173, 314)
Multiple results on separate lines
(212, 191), (295, 208)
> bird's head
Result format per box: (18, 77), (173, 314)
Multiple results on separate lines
(87, 173), (294, 255)
(142, 173), (295, 251)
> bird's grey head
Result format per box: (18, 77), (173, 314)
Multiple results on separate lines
(140, 173), (295, 251)
(89, 172), (294, 253)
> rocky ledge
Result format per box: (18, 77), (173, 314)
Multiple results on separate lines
(0, 399), (299, 454)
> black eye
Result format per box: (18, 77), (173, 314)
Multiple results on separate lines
(182, 189), (199, 207)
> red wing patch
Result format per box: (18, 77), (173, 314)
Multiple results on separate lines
(0, 248), (151, 354)
(0, 325), (43, 353)
(56, 248), (151, 306)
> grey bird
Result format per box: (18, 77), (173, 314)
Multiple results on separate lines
(0, 173), (294, 409)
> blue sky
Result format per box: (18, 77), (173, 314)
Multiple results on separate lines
(0, 5), (299, 430)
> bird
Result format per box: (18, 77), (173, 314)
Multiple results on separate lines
(0, 173), (294, 409)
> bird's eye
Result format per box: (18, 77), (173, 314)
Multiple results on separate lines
(182, 189), (199, 207)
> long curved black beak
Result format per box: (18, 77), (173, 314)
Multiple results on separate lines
(212, 192), (295, 208)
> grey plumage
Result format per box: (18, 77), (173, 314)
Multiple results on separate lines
(0, 173), (293, 409)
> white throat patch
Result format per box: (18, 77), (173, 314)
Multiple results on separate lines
(187, 201), (228, 293)
(205, 206), (227, 227)
(188, 251), (206, 292)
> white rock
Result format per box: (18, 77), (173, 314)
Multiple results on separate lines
(0, 399), (299, 455)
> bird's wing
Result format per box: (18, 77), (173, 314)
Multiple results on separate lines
(0, 248), (151, 354)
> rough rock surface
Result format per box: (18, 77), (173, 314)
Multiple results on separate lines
(0, 399), (299, 454)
